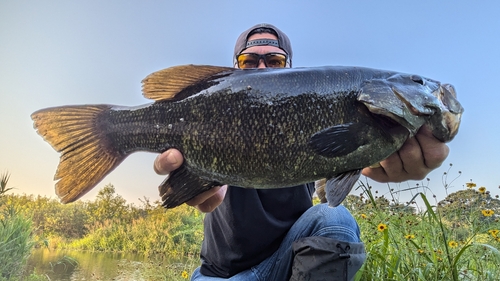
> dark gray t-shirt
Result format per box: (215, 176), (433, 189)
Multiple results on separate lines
(200, 183), (315, 277)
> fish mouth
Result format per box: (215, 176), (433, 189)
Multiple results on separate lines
(428, 84), (463, 142)
(393, 83), (464, 142)
(390, 83), (463, 142)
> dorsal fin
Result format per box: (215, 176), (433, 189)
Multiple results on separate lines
(141, 65), (234, 101)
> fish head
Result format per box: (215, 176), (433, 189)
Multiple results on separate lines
(358, 73), (463, 142)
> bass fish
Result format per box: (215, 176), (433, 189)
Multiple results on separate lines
(31, 65), (463, 208)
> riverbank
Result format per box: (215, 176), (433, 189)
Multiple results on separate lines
(26, 248), (199, 281)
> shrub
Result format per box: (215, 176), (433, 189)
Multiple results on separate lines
(0, 173), (36, 280)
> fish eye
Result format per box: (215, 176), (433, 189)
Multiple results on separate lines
(411, 75), (424, 85)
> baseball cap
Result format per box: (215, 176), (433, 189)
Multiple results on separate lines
(233, 23), (293, 67)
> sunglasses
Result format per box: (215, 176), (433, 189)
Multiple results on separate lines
(236, 53), (288, 69)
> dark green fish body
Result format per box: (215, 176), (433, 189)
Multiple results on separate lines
(32, 65), (463, 208)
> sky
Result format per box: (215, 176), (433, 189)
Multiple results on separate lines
(1, 1), (499, 206)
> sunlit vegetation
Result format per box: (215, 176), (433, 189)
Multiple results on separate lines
(350, 164), (500, 280)
(3, 182), (203, 280)
(0, 173), (45, 281)
(3, 164), (500, 280)
(4, 184), (203, 254)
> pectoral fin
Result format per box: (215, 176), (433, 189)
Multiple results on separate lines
(324, 170), (361, 207)
(159, 164), (221, 209)
(309, 123), (368, 158)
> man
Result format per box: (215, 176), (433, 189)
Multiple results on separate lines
(154, 24), (449, 280)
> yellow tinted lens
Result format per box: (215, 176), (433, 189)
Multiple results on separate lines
(265, 54), (287, 68)
(237, 54), (259, 69)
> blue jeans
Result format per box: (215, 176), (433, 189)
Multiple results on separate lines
(191, 204), (363, 281)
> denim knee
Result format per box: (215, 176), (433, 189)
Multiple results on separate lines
(300, 204), (362, 243)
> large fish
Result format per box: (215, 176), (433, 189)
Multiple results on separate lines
(31, 65), (463, 208)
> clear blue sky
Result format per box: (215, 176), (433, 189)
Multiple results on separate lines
(1, 1), (499, 205)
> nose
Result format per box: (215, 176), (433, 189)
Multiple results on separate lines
(257, 59), (267, 69)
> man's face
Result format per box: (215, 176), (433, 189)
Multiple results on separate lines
(238, 33), (288, 69)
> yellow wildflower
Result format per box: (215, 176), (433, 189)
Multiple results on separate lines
(488, 229), (499, 237)
(482, 209), (495, 217)
(181, 271), (189, 279)
(417, 249), (425, 254)
(377, 223), (387, 232)
(478, 186), (486, 194)
(360, 214), (367, 219)
(466, 182), (476, 188)
(448, 241), (458, 248)
(405, 234), (415, 240)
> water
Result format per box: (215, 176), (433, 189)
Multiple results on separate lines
(26, 248), (151, 280)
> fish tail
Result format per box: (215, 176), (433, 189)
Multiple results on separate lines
(31, 105), (125, 203)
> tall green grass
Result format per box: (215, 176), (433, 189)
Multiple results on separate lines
(0, 172), (37, 280)
(352, 165), (500, 280)
(0, 207), (36, 280)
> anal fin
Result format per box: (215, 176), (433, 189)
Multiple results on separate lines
(324, 170), (362, 207)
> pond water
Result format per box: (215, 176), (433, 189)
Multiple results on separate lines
(26, 248), (159, 280)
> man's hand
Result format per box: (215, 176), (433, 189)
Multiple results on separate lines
(362, 126), (449, 183)
(154, 149), (227, 213)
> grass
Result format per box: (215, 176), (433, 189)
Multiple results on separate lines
(0, 172), (45, 281)
(4, 165), (500, 280)
(351, 165), (500, 280)
(0, 207), (36, 280)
